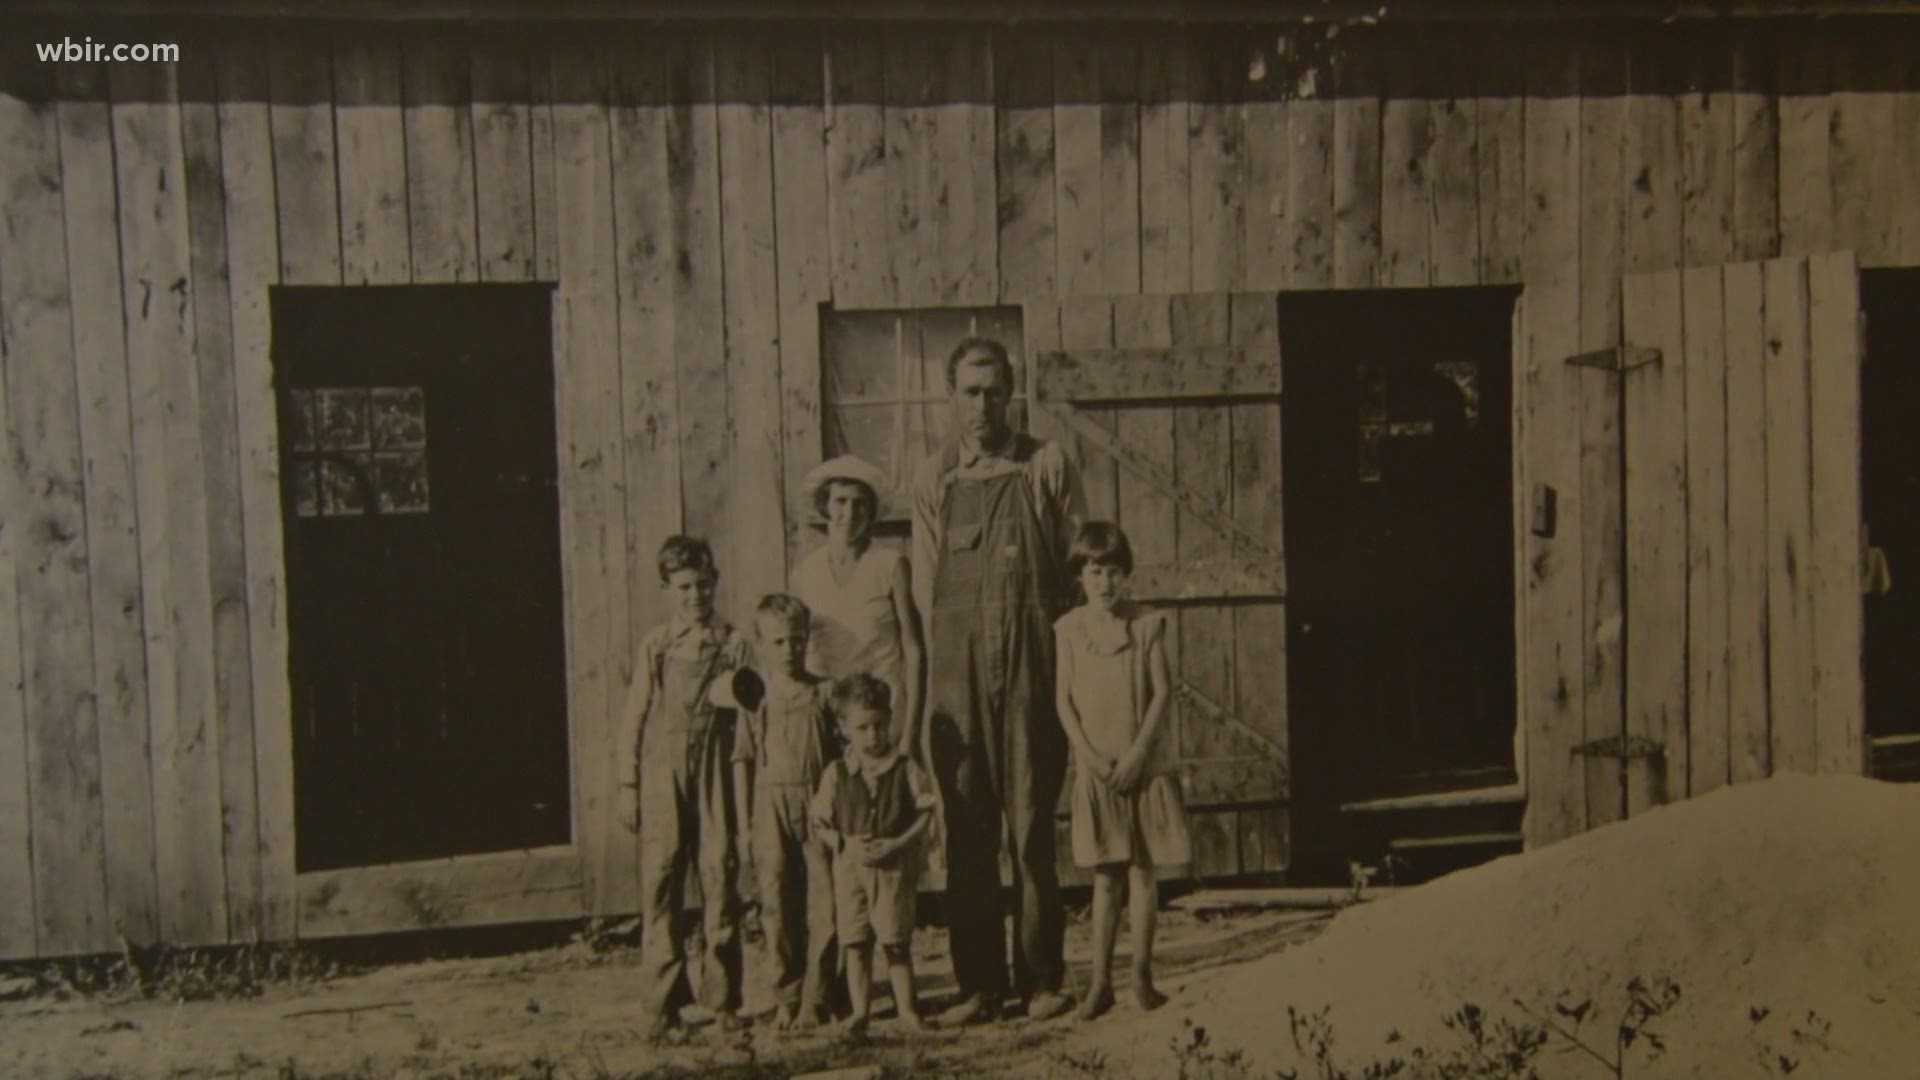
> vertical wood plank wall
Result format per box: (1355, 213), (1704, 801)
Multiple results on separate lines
(0, 17), (1911, 956)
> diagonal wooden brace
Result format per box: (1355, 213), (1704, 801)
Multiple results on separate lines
(1177, 679), (1288, 767)
(1037, 400), (1286, 571)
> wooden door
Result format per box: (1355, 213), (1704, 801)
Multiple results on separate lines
(1278, 288), (1519, 880)
(1616, 253), (1864, 808)
(1037, 293), (1289, 882)
(1862, 269), (1920, 780)
(273, 285), (569, 872)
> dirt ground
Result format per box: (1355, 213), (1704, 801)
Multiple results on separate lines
(0, 904), (1329, 1079)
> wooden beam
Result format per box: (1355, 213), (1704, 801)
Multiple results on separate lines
(295, 846), (584, 938)
(1683, 265), (1733, 797)
(1130, 558), (1284, 603)
(1175, 679), (1287, 766)
(55, 61), (161, 950)
(217, 33), (298, 942)
(1036, 345), (1279, 403)
(1339, 782), (1525, 813)
(1806, 251), (1864, 775)
(1036, 400), (1284, 568)
(1170, 887), (1398, 914)
(1762, 257), (1816, 775)
(1563, 345), (1662, 372)
(1723, 260), (1772, 783)
(1572, 733), (1666, 759)
(1387, 832), (1524, 852)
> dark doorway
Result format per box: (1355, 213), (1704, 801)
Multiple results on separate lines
(1862, 270), (1920, 782)
(1280, 287), (1519, 878)
(273, 285), (570, 872)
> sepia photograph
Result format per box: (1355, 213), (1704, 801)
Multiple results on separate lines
(0, 0), (1916, 1075)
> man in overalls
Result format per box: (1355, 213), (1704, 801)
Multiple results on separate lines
(911, 337), (1083, 1025)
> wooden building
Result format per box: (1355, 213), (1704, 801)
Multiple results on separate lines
(1, 0), (1916, 960)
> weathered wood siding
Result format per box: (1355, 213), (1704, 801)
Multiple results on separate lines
(0, 16), (1912, 956)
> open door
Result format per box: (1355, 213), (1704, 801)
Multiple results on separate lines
(273, 285), (571, 874)
(1276, 288), (1520, 884)
(1861, 270), (1920, 781)
(1607, 253), (1865, 813)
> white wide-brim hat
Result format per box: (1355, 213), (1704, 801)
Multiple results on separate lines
(801, 454), (891, 519)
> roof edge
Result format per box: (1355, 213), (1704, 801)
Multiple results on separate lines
(7, 0), (1919, 21)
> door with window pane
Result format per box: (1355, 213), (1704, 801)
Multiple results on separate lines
(273, 285), (569, 872)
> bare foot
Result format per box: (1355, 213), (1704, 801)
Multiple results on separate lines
(717, 1011), (750, 1032)
(1076, 986), (1115, 1022)
(898, 1011), (929, 1033)
(789, 1011), (820, 1032)
(840, 1014), (871, 1041)
(1131, 978), (1168, 1011)
(773, 1005), (798, 1031)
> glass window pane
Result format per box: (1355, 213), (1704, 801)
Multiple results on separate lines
(373, 451), (431, 514)
(316, 388), (371, 451)
(371, 386), (428, 449)
(821, 311), (900, 403)
(914, 310), (966, 399)
(320, 454), (369, 516)
(824, 402), (901, 492)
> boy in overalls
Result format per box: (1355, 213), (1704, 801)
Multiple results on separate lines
(727, 594), (841, 1029)
(910, 338), (1083, 1025)
(626, 535), (752, 1035)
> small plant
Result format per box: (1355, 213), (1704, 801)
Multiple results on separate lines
(1511, 975), (1681, 1079)
(1172, 1018), (1250, 1080)
(1432, 1002), (1547, 1079)
(12, 940), (345, 1004)
(1749, 1005), (1838, 1076)
(1056, 1047), (1112, 1077)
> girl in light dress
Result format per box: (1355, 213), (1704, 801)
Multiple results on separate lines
(1052, 521), (1191, 1021)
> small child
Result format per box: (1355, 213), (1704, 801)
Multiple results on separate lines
(626, 535), (753, 1036)
(728, 595), (841, 1029)
(810, 674), (937, 1036)
(1053, 522), (1191, 1021)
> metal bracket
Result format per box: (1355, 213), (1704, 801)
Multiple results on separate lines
(1572, 734), (1665, 760)
(1564, 346), (1662, 373)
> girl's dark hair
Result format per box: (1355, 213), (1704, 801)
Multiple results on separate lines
(658, 535), (717, 582)
(830, 672), (893, 717)
(1067, 520), (1134, 578)
(812, 477), (878, 521)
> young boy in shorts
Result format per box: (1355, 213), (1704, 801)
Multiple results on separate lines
(728, 594), (841, 1029)
(810, 674), (936, 1035)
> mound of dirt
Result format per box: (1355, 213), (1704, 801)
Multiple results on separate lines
(1094, 774), (1920, 1077)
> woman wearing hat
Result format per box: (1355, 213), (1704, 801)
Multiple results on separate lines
(794, 455), (928, 760)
